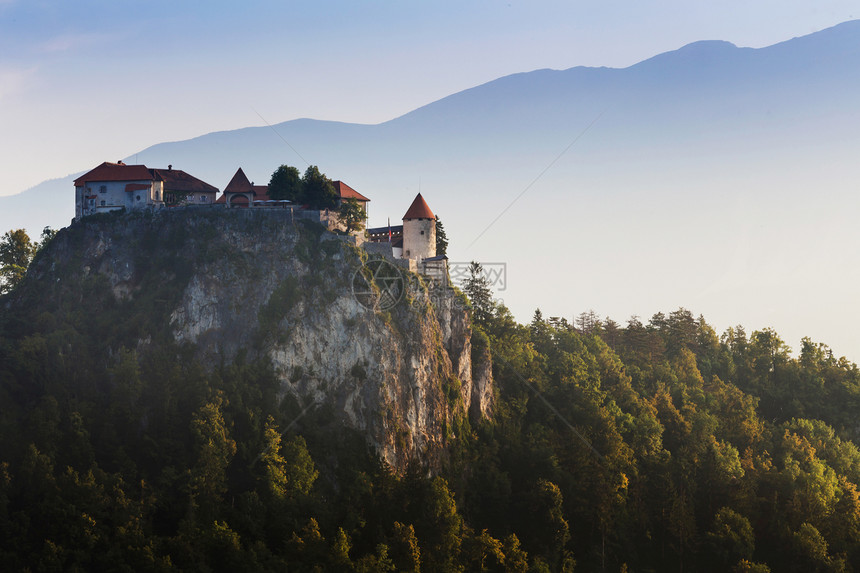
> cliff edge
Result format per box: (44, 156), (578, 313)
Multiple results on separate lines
(11, 208), (492, 472)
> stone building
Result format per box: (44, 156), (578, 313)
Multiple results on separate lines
(215, 167), (281, 208)
(401, 193), (436, 262)
(332, 181), (370, 215)
(365, 192), (447, 281)
(74, 161), (218, 220)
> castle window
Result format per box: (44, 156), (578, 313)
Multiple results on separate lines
(100, 200), (105, 206)
(420, 231), (424, 235)
(136, 195), (141, 201)
(99, 185), (107, 194)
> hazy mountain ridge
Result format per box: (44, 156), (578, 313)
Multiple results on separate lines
(5, 20), (860, 356)
(10, 20), (860, 233)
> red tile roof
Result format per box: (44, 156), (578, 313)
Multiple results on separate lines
(251, 185), (271, 201)
(402, 193), (435, 220)
(74, 162), (219, 197)
(220, 171), (363, 205)
(221, 167), (272, 204)
(224, 167), (254, 193)
(73, 162), (153, 186)
(153, 168), (218, 193)
(215, 194), (235, 205)
(332, 180), (370, 202)
(215, 185), (272, 205)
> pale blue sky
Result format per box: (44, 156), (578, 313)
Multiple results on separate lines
(1, 0), (857, 195)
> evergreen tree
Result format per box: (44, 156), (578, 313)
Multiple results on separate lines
(281, 434), (318, 498)
(189, 395), (237, 522)
(462, 261), (493, 328)
(436, 217), (448, 256)
(9, 224), (860, 572)
(260, 417), (289, 500)
(301, 165), (339, 210)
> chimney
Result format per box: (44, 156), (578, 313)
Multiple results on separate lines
(117, 160), (125, 165)
(168, 164), (172, 171)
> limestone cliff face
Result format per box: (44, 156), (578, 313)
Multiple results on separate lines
(30, 208), (492, 472)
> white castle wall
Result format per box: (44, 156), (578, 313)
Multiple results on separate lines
(76, 180), (162, 219)
(403, 218), (435, 261)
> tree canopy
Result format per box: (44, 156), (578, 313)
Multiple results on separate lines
(3, 223), (860, 570)
(462, 261), (494, 328)
(338, 198), (366, 234)
(435, 217), (448, 257)
(0, 227), (53, 294)
(268, 164), (302, 202)
(267, 164), (339, 210)
(301, 165), (339, 210)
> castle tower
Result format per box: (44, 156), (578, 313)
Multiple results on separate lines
(402, 193), (436, 261)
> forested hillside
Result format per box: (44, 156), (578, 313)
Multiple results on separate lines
(2, 222), (860, 571)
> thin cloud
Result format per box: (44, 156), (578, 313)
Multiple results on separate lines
(38, 32), (119, 54)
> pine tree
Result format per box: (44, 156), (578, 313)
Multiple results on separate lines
(462, 261), (493, 328)
(435, 217), (448, 256)
(301, 165), (339, 210)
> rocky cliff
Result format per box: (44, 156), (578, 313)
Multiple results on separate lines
(19, 208), (492, 472)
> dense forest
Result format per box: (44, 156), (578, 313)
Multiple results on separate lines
(2, 226), (860, 572)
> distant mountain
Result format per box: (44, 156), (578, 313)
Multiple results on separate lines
(5, 20), (860, 356)
(11, 21), (860, 235)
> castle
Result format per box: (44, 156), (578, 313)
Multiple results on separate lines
(73, 162), (444, 271)
(73, 163), (368, 219)
(73, 162), (218, 219)
(364, 193), (446, 279)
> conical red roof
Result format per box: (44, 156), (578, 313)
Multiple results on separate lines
(402, 193), (435, 220)
(224, 167), (254, 193)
